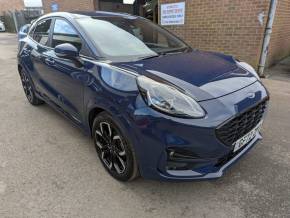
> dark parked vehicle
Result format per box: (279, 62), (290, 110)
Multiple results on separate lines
(18, 11), (269, 181)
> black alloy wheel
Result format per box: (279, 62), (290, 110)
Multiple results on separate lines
(19, 69), (44, 105)
(92, 112), (139, 181)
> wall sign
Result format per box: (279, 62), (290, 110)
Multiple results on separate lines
(161, 2), (185, 26)
(51, 3), (59, 12)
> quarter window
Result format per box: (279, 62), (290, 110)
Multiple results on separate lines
(32, 19), (52, 46)
(52, 19), (82, 51)
(28, 25), (35, 38)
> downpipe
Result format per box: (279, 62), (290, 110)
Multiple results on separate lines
(258, 0), (278, 77)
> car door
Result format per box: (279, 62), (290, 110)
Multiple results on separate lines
(28, 18), (57, 102)
(40, 18), (90, 125)
(31, 18), (86, 124)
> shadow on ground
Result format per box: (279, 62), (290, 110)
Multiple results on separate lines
(266, 56), (290, 82)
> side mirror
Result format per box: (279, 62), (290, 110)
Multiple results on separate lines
(54, 43), (79, 59)
(18, 32), (27, 40)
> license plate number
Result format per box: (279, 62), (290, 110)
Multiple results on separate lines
(233, 121), (263, 152)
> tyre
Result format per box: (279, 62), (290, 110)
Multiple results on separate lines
(19, 69), (44, 106)
(92, 112), (139, 181)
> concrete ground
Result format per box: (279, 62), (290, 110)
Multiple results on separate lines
(266, 56), (290, 83)
(0, 33), (289, 218)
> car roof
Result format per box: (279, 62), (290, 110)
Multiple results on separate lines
(71, 11), (137, 18)
(40, 11), (139, 20)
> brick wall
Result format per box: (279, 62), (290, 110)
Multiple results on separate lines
(43, 0), (97, 13)
(0, 0), (24, 15)
(38, 0), (290, 69)
(267, 0), (290, 66)
(159, 0), (270, 68)
(99, 1), (133, 13)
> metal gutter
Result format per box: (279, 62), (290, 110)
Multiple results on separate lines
(258, 0), (278, 77)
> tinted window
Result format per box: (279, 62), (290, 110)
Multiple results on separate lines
(33, 19), (52, 46)
(52, 19), (82, 51)
(77, 16), (189, 61)
(28, 25), (35, 37)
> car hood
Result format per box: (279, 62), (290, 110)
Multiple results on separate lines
(112, 50), (257, 101)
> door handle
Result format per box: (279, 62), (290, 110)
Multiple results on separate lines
(45, 57), (55, 66)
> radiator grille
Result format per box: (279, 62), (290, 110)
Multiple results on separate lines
(216, 99), (268, 146)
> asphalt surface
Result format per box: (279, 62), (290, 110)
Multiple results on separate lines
(0, 33), (289, 218)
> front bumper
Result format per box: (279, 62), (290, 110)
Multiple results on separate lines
(163, 133), (262, 181)
(125, 81), (268, 181)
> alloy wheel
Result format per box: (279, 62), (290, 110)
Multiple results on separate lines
(95, 122), (127, 174)
(20, 71), (33, 103)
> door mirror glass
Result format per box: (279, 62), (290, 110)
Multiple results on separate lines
(54, 43), (79, 59)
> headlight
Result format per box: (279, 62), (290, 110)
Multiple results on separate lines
(136, 76), (205, 118)
(237, 61), (261, 81)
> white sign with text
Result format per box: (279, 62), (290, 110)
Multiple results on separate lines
(161, 2), (185, 26)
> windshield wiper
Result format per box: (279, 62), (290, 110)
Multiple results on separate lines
(158, 47), (191, 56)
(136, 47), (191, 61)
(137, 54), (160, 60)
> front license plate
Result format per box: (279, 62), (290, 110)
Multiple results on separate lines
(233, 120), (263, 152)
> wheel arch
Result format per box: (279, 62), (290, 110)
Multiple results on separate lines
(88, 107), (105, 136)
(88, 105), (140, 180)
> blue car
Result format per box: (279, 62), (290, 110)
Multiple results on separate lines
(18, 11), (269, 181)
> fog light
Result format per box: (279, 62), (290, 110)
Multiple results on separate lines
(167, 148), (199, 161)
(166, 148), (210, 171)
(166, 161), (188, 171)
(169, 150), (175, 158)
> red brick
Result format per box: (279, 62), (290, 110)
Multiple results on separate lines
(0, 0), (24, 15)
(159, 0), (270, 68)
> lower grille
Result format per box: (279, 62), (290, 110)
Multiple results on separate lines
(216, 99), (268, 146)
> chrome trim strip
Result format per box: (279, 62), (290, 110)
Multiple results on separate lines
(81, 58), (139, 77)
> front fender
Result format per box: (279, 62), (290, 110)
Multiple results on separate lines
(83, 63), (146, 170)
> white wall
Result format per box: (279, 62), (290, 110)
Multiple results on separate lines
(23, 0), (43, 8)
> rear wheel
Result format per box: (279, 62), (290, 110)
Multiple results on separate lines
(92, 112), (139, 181)
(19, 69), (44, 106)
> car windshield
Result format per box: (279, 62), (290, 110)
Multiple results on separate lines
(76, 16), (190, 61)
